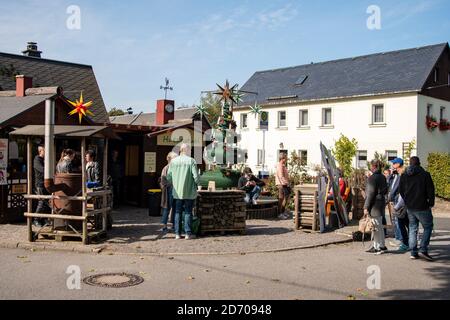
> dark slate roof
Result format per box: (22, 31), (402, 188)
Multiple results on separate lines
(0, 52), (109, 123)
(238, 43), (448, 107)
(109, 108), (199, 126)
(0, 94), (54, 124)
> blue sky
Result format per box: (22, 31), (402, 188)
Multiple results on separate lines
(0, 0), (449, 113)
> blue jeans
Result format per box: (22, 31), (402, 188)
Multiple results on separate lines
(408, 209), (434, 255)
(244, 186), (261, 204)
(174, 199), (194, 236)
(161, 187), (174, 226)
(393, 216), (402, 241)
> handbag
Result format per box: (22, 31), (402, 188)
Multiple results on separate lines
(359, 214), (374, 233)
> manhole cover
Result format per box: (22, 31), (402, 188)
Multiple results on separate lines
(83, 273), (144, 288)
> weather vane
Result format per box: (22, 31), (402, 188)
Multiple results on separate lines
(160, 77), (173, 100)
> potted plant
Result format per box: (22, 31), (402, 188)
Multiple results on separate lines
(439, 118), (450, 131)
(426, 116), (439, 131)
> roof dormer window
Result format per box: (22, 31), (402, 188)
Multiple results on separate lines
(295, 75), (308, 86)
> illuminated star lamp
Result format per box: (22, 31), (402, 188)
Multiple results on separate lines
(67, 92), (94, 124)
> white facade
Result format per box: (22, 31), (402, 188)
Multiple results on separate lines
(234, 93), (449, 174)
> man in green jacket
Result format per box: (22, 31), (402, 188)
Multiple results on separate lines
(167, 143), (200, 240)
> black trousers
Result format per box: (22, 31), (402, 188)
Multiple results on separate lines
(397, 215), (410, 246)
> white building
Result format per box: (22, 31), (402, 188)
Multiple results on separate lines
(234, 43), (450, 174)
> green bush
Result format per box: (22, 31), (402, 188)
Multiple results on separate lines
(427, 153), (450, 200)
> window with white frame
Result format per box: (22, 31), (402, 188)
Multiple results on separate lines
(356, 151), (367, 169)
(257, 149), (264, 166)
(298, 150), (308, 166)
(372, 104), (384, 124)
(386, 150), (398, 162)
(278, 111), (287, 128)
(322, 108), (332, 126)
(240, 113), (248, 129)
(299, 109), (309, 127)
(427, 104), (433, 117)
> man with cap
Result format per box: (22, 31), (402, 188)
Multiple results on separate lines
(388, 158), (409, 252)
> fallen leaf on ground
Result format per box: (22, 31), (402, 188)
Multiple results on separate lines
(17, 256), (27, 259)
(130, 261), (137, 264)
(168, 257), (174, 260)
(204, 269), (210, 273)
(140, 257), (145, 260)
(139, 271), (147, 275)
(187, 276), (195, 281)
(89, 269), (96, 273)
(347, 295), (356, 300)
(271, 279), (281, 282)
(245, 280), (251, 284)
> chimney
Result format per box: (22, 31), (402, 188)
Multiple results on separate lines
(15, 75), (33, 97)
(22, 42), (42, 58)
(155, 99), (175, 125)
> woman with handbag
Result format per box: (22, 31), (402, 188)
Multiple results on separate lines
(275, 153), (291, 219)
(364, 160), (389, 254)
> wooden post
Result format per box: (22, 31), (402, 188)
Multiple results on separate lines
(102, 138), (108, 232)
(294, 189), (300, 230)
(26, 137), (33, 242)
(312, 191), (318, 232)
(81, 138), (88, 244)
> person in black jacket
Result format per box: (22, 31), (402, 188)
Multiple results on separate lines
(364, 160), (388, 254)
(399, 156), (435, 261)
(238, 168), (265, 205)
(33, 145), (50, 227)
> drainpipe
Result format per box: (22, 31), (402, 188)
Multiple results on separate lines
(44, 98), (56, 192)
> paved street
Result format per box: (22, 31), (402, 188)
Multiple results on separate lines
(1, 218), (449, 300)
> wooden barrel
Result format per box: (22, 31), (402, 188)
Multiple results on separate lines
(53, 173), (82, 229)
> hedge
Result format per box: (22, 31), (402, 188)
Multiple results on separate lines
(427, 153), (450, 200)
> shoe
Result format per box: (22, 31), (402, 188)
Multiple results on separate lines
(175, 235), (181, 240)
(379, 247), (388, 252)
(185, 234), (196, 240)
(278, 214), (286, 220)
(366, 247), (380, 254)
(252, 199), (258, 205)
(397, 244), (409, 252)
(283, 212), (291, 219)
(410, 254), (419, 260)
(419, 252), (434, 262)
(389, 240), (401, 247)
(161, 227), (168, 233)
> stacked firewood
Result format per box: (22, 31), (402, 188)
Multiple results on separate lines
(197, 191), (247, 234)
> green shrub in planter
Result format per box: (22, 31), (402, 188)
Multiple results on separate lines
(427, 153), (450, 200)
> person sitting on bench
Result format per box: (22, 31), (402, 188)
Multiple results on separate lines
(238, 167), (265, 205)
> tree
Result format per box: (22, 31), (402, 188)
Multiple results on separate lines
(200, 92), (222, 128)
(331, 134), (358, 178)
(368, 152), (389, 171)
(108, 108), (125, 116)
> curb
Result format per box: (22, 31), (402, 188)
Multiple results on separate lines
(0, 237), (353, 257)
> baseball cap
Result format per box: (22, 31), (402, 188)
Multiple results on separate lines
(391, 158), (404, 166)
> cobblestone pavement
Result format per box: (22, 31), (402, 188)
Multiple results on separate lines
(0, 207), (350, 255)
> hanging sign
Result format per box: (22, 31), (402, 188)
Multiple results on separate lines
(0, 139), (8, 185)
(157, 129), (203, 147)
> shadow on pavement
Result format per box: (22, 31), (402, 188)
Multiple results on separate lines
(378, 238), (450, 300)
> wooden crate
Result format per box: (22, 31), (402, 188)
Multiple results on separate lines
(294, 185), (319, 232)
(197, 190), (247, 236)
